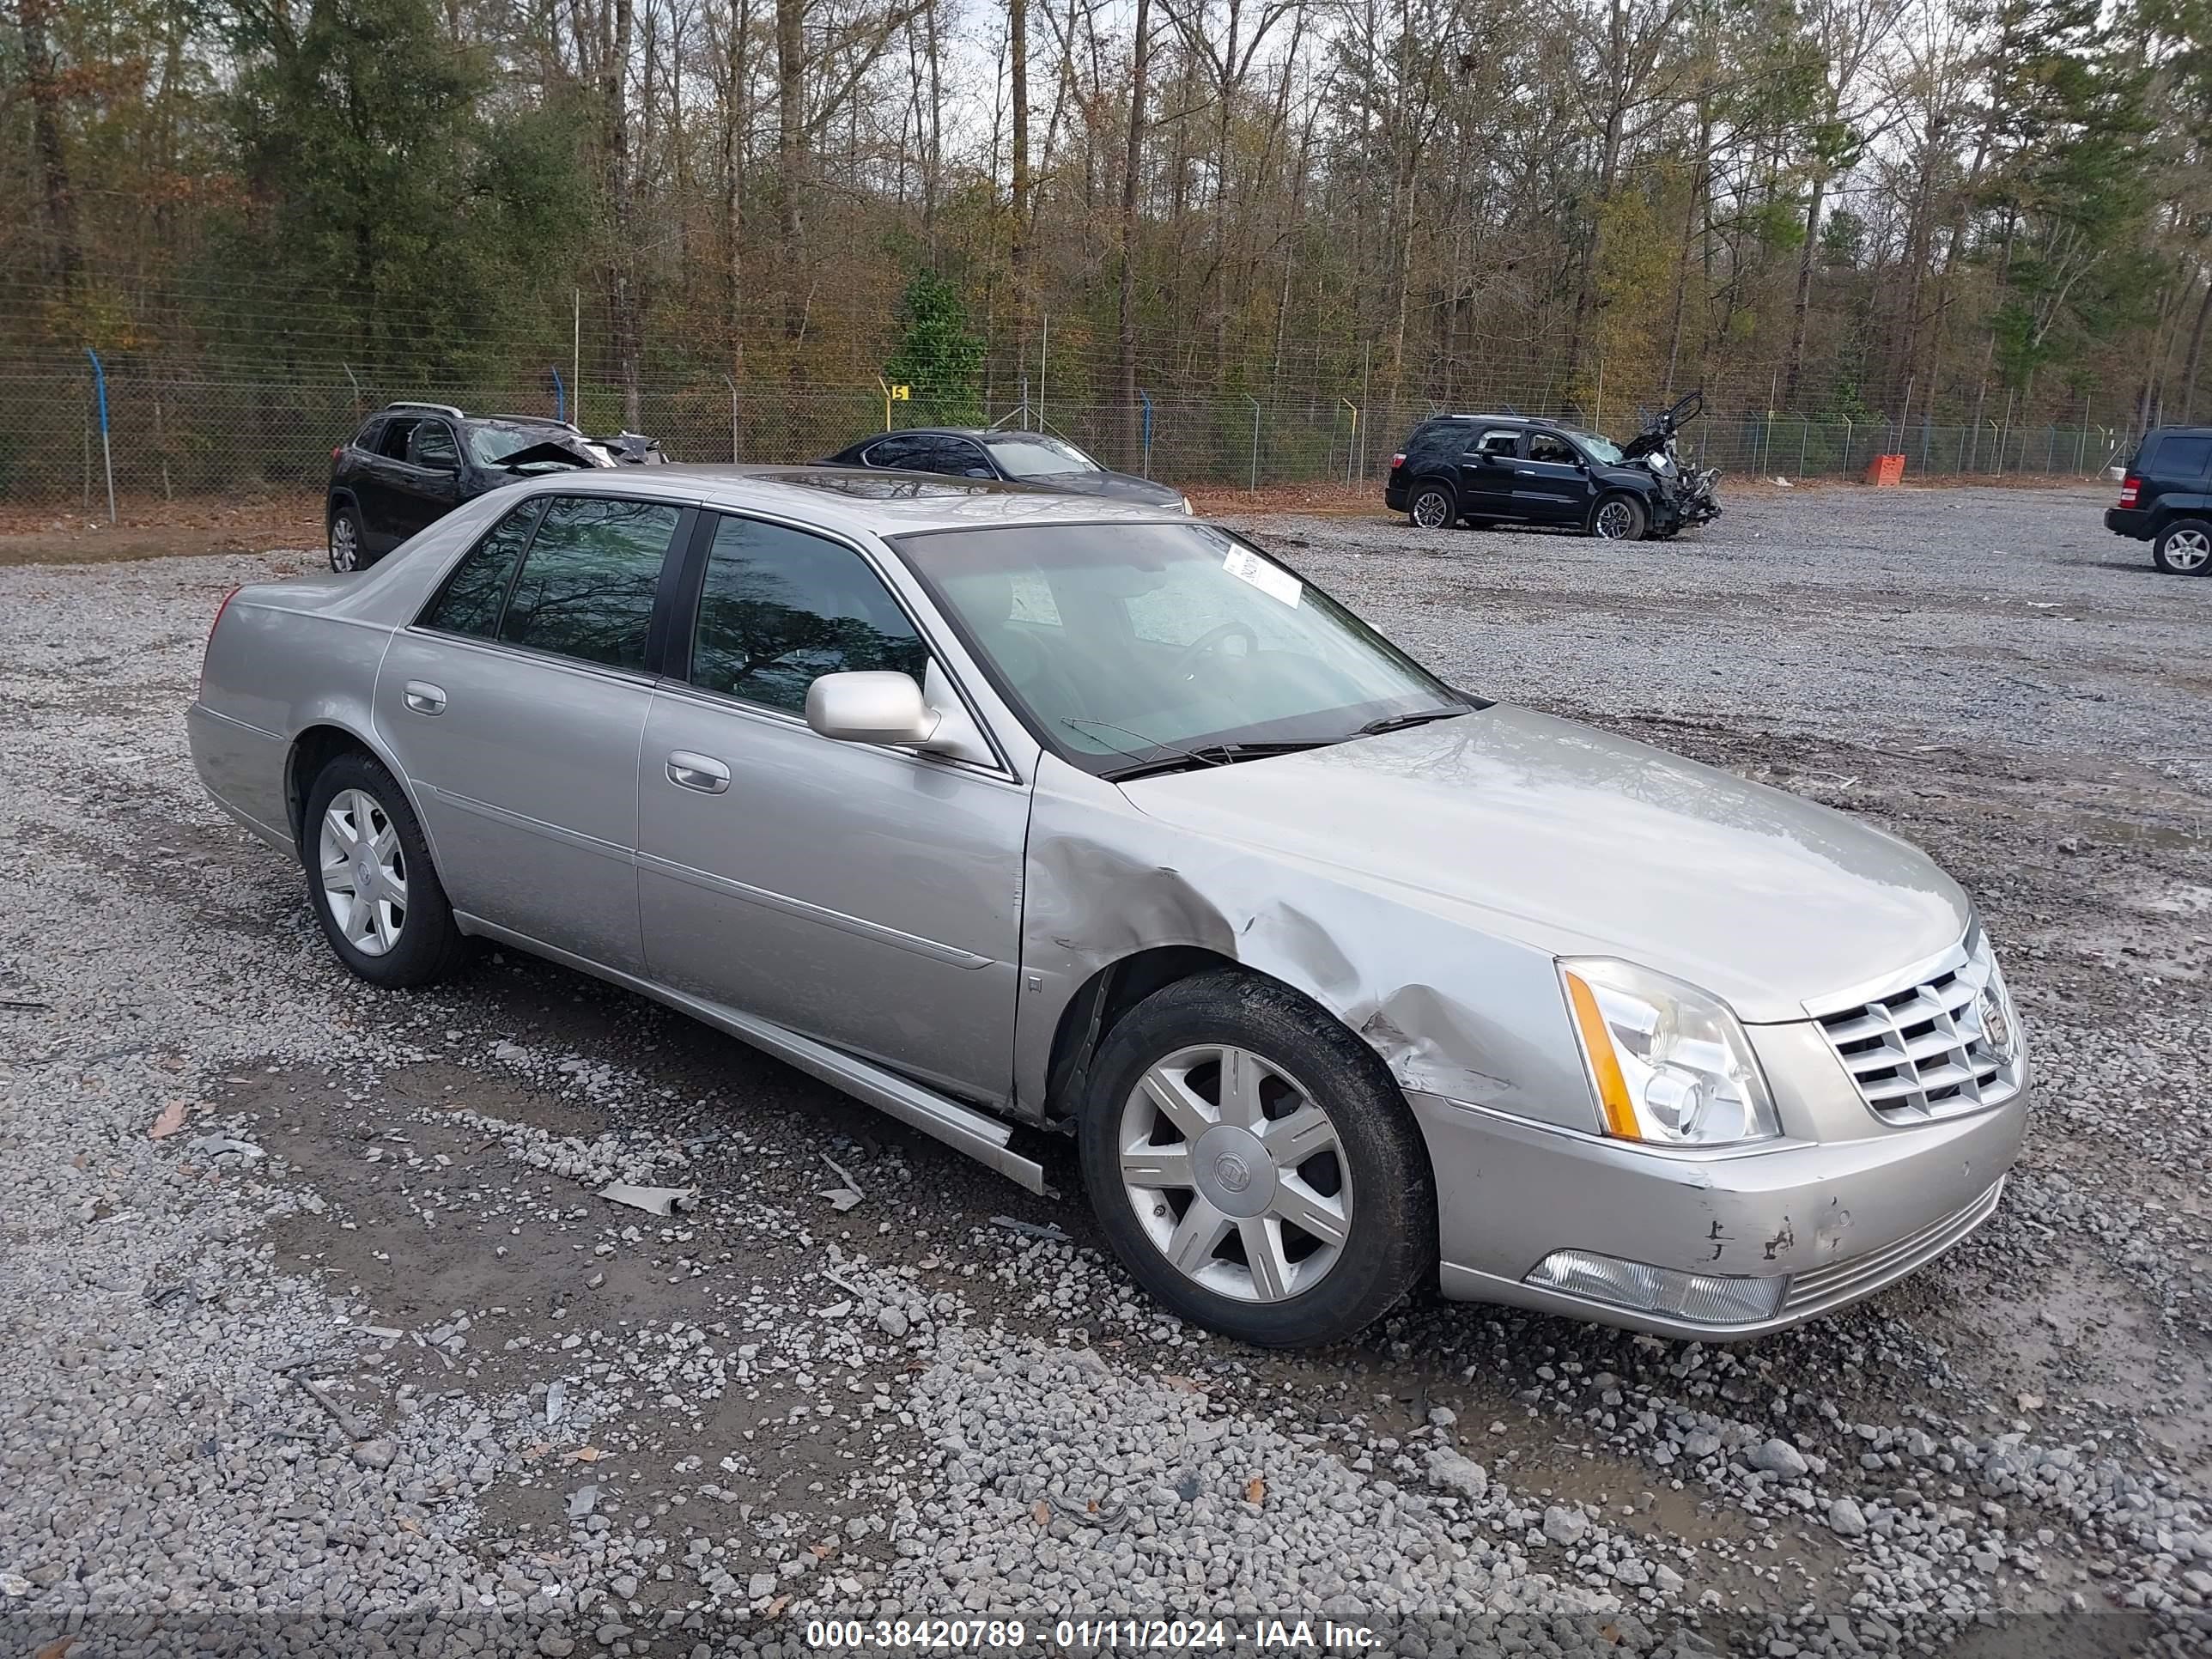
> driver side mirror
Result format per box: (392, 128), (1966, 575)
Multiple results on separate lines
(806, 672), (941, 746)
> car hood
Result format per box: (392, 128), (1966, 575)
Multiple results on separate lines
(1117, 705), (1969, 1023)
(1017, 469), (1184, 507)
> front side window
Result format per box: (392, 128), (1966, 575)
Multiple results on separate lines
(688, 515), (927, 714)
(982, 435), (1099, 478)
(411, 422), (459, 468)
(422, 500), (544, 638)
(894, 521), (1462, 772)
(495, 496), (680, 670)
(1527, 431), (1581, 465)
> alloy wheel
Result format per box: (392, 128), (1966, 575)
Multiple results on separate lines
(1411, 489), (1451, 529)
(318, 787), (408, 956)
(1118, 1044), (1352, 1304)
(330, 515), (359, 573)
(2163, 527), (2210, 571)
(1593, 499), (1638, 540)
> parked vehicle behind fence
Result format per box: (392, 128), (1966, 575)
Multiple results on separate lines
(193, 468), (2025, 1349)
(1386, 397), (1720, 541)
(2106, 425), (2212, 574)
(818, 427), (1192, 514)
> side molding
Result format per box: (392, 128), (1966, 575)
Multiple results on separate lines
(456, 914), (1050, 1195)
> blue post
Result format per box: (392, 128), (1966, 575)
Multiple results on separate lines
(550, 365), (567, 424)
(85, 347), (116, 524)
(1139, 390), (1154, 477)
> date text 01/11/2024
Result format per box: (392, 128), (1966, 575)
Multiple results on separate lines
(801, 1620), (1382, 1652)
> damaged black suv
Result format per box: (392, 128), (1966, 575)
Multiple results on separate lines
(1383, 393), (1720, 541)
(325, 404), (663, 571)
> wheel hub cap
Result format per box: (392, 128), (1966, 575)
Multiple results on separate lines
(1192, 1124), (1275, 1218)
(1117, 1043), (1352, 1304)
(318, 787), (408, 957)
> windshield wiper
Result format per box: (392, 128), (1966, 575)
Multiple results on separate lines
(1354, 708), (1467, 738)
(1098, 739), (1334, 782)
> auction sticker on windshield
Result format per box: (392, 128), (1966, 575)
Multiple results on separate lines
(1224, 547), (1301, 607)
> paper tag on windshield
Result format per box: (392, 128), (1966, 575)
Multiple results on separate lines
(1223, 548), (1302, 608)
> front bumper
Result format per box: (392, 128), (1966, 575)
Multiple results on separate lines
(2105, 507), (2150, 540)
(1411, 1072), (2027, 1340)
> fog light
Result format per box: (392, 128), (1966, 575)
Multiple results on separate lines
(1526, 1249), (1788, 1326)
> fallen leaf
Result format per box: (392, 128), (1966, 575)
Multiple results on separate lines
(1033, 1500), (1050, 1526)
(149, 1101), (190, 1139)
(520, 1443), (550, 1462)
(562, 1446), (607, 1463)
(1600, 1625), (1622, 1645)
(809, 1541), (835, 1559)
(1245, 1476), (1266, 1505)
(1161, 1375), (1201, 1393)
(35, 1638), (77, 1659)
(398, 1517), (422, 1534)
(766, 1595), (790, 1620)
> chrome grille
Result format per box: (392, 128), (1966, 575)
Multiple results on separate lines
(1810, 933), (2021, 1124)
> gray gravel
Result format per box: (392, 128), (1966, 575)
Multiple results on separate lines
(1, 485), (2209, 1657)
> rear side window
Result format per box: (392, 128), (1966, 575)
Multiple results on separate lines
(687, 514), (927, 713)
(422, 501), (543, 638)
(2146, 434), (2212, 482)
(862, 435), (933, 470)
(498, 496), (683, 670)
(1409, 420), (1469, 462)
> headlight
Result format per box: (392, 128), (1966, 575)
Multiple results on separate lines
(1559, 959), (1780, 1146)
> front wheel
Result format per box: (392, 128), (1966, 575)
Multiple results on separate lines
(1407, 483), (1456, 530)
(1590, 494), (1647, 541)
(2154, 519), (2212, 575)
(1078, 970), (1436, 1348)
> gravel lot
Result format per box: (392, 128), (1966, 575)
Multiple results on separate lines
(2, 483), (2208, 1659)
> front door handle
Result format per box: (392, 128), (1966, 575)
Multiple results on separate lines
(666, 751), (731, 794)
(404, 680), (447, 714)
(1514, 468), (1536, 477)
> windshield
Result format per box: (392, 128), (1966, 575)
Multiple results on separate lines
(467, 422), (599, 470)
(983, 434), (1103, 478)
(891, 521), (1465, 774)
(1566, 428), (1626, 465)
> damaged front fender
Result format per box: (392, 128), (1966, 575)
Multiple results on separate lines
(1012, 754), (1601, 1134)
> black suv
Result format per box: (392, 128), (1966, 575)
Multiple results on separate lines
(1384, 414), (1701, 541)
(2106, 426), (2212, 574)
(325, 404), (661, 572)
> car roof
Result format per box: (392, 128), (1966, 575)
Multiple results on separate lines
(493, 464), (1181, 536)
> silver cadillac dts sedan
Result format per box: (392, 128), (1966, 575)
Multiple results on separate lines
(190, 468), (2027, 1347)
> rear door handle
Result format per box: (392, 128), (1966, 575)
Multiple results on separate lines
(666, 751), (731, 794)
(404, 680), (447, 714)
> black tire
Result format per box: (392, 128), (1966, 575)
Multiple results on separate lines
(328, 500), (370, 573)
(1589, 493), (1647, 542)
(1077, 969), (1437, 1348)
(1407, 481), (1457, 531)
(2153, 518), (2212, 575)
(301, 751), (469, 988)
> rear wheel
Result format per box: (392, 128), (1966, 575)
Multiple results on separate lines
(328, 501), (368, 573)
(1407, 482), (1456, 530)
(2154, 519), (2212, 575)
(1078, 970), (1436, 1348)
(301, 752), (468, 988)
(1590, 494), (1647, 541)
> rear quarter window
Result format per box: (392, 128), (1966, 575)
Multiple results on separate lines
(2145, 434), (2212, 483)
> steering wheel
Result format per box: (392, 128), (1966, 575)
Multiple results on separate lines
(1174, 621), (1260, 679)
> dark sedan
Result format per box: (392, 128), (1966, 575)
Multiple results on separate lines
(819, 428), (1191, 512)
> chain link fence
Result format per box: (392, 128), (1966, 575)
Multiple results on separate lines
(0, 363), (2135, 509)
